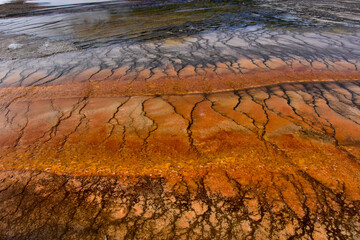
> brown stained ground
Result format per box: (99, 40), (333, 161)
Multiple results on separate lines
(1, 59), (360, 239)
(1, 58), (359, 99)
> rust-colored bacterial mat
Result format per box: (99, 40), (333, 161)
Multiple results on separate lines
(1, 0), (360, 239)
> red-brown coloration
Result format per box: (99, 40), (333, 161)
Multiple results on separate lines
(1, 60), (360, 239)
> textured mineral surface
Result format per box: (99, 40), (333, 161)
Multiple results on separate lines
(1, 0), (360, 239)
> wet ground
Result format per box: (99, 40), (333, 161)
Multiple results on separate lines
(0, 0), (360, 239)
